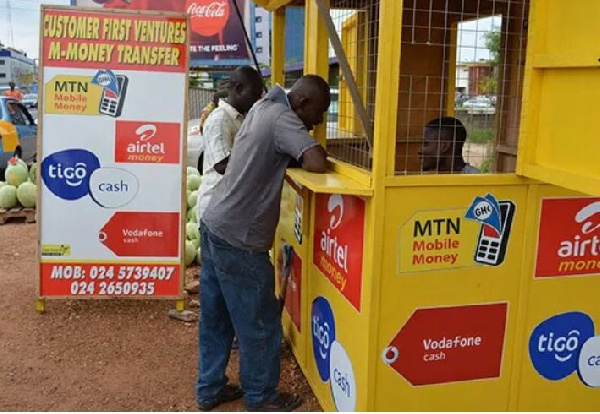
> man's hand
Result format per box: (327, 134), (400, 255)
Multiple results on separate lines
(301, 146), (327, 173)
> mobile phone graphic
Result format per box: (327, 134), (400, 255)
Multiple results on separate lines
(99, 75), (128, 118)
(474, 201), (515, 266)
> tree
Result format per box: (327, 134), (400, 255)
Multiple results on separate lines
(480, 28), (501, 96)
(484, 29), (501, 68)
(479, 75), (497, 95)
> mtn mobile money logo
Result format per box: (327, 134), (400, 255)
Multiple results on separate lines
(464, 193), (515, 266)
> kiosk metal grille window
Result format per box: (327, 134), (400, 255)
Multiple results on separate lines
(395, 0), (529, 175)
(325, 0), (380, 171)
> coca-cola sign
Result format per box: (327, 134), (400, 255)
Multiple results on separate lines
(186, 0), (230, 37)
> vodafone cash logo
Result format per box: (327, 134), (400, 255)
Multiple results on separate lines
(186, 0), (229, 37)
(42, 149), (101, 201)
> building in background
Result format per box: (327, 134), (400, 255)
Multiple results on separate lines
(0, 43), (35, 88)
(252, 6), (270, 66)
(455, 61), (494, 98)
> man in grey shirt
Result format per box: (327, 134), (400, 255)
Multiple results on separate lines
(196, 75), (329, 412)
(418, 116), (481, 174)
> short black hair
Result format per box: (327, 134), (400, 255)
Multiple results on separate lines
(229, 65), (263, 90)
(425, 117), (467, 154)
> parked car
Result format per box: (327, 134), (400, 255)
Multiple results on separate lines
(0, 97), (37, 178)
(461, 97), (496, 115)
(187, 118), (204, 172)
(22, 93), (38, 109)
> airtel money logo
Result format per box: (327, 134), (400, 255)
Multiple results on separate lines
(536, 198), (600, 278)
(186, 0), (229, 37)
(115, 120), (180, 164)
(529, 311), (595, 381)
(319, 195), (349, 272)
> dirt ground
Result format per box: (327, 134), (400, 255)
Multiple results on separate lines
(0, 223), (320, 411)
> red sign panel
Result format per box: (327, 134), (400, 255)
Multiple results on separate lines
(382, 303), (508, 386)
(536, 197), (600, 278)
(100, 212), (180, 257)
(284, 251), (302, 332)
(313, 194), (365, 312)
(115, 120), (181, 164)
(40, 262), (181, 297)
(42, 9), (188, 72)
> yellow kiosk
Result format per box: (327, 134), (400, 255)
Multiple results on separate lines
(259, 0), (600, 410)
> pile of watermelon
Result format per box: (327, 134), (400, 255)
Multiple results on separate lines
(185, 167), (202, 267)
(0, 157), (37, 209)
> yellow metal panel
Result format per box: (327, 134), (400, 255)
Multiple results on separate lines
(375, 184), (529, 410)
(518, 1), (600, 196)
(251, 0), (293, 12)
(512, 184), (600, 411)
(329, 158), (372, 188)
(277, 181), (308, 365)
(286, 168), (373, 196)
(271, 7), (286, 87)
(301, 191), (373, 412)
(384, 173), (534, 188)
(304, 0), (330, 146)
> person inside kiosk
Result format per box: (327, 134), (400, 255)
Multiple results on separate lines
(419, 117), (481, 174)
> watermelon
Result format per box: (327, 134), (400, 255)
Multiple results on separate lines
(184, 240), (196, 266)
(5, 158), (28, 187)
(187, 166), (200, 176)
(16, 182), (36, 208)
(186, 222), (200, 240)
(0, 185), (18, 209)
(29, 163), (37, 184)
(187, 174), (202, 191)
(188, 190), (198, 209)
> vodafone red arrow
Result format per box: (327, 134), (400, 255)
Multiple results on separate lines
(382, 303), (508, 386)
(99, 212), (180, 257)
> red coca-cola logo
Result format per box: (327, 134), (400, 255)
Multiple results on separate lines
(186, 0), (230, 37)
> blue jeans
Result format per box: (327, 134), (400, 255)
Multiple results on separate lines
(196, 222), (281, 407)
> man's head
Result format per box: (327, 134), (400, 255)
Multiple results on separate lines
(227, 66), (264, 114)
(9, 81), (16, 91)
(419, 117), (467, 172)
(288, 75), (331, 131)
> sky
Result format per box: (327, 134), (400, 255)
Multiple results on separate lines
(0, 0), (70, 60)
